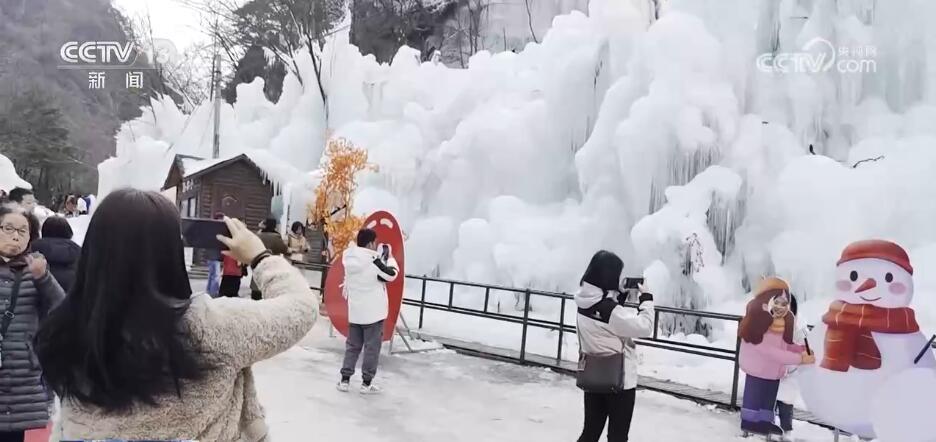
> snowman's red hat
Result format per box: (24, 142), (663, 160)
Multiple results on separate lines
(837, 239), (913, 275)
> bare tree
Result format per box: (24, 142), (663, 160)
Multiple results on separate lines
(194, 0), (346, 126)
(523, 0), (538, 43)
(448, 0), (489, 67)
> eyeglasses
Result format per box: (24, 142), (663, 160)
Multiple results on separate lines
(0, 224), (29, 238)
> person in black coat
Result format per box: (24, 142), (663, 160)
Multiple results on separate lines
(0, 206), (65, 440)
(31, 216), (81, 293)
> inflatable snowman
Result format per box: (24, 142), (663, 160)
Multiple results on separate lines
(799, 240), (936, 441)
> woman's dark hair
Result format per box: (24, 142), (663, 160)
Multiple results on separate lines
(41, 216), (73, 240)
(738, 289), (795, 345)
(0, 206), (40, 251)
(35, 188), (208, 412)
(291, 221), (304, 234)
(580, 250), (624, 293)
(357, 228), (377, 247)
(262, 217), (278, 233)
(789, 292), (798, 317)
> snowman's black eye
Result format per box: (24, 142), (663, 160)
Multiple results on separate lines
(885, 273), (894, 283)
(850, 271), (859, 282)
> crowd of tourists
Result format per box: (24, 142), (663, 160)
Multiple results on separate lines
(205, 216), (319, 299)
(0, 184), (826, 442)
(0, 183), (659, 441)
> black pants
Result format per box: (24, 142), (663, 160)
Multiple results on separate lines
(777, 401), (794, 432)
(578, 389), (636, 442)
(219, 276), (242, 298)
(0, 431), (24, 442)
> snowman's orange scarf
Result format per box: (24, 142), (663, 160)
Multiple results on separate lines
(821, 300), (919, 372)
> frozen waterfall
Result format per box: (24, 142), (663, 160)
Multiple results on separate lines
(101, 0), (936, 337)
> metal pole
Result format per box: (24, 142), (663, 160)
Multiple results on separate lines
(520, 289), (531, 362)
(483, 287), (490, 313)
(730, 335), (742, 408)
(448, 282), (454, 308)
(211, 50), (222, 159)
(419, 279), (427, 329)
(653, 309), (659, 340)
(557, 297), (566, 363)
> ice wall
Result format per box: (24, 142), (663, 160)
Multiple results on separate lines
(0, 154), (31, 192)
(103, 0), (936, 332)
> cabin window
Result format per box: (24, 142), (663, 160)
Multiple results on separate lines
(180, 197), (197, 218)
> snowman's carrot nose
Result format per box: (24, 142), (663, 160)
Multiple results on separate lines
(855, 278), (877, 293)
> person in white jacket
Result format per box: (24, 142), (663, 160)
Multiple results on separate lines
(775, 292), (807, 440)
(575, 250), (655, 442)
(337, 228), (399, 394)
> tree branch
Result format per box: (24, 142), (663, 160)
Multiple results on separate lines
(852, 155), (885, 168)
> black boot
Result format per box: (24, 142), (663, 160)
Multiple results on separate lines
(763, 422), (784, 436)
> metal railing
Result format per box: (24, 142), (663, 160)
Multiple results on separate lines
(297, 262), (745, 408)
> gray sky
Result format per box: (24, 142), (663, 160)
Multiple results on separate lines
(113, 0), (211, 51)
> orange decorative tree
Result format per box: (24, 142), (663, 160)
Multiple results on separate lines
(310, 138), (377, 261)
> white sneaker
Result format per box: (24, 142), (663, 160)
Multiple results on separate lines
(336, 381), (350, 392)
(359, 384), (382, 395)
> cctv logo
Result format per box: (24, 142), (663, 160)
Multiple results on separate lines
(59, 41), (139, 65)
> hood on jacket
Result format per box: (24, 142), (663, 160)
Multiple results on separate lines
(575, 282), (613, 309)
(343, 245), (378, 275)
(31, 237), (81, 265)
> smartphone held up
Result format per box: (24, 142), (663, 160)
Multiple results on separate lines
(180, 218), (231, 250)
(621, 277), (645, 290)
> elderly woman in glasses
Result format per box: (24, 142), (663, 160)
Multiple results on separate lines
(0, 206), (66, 441)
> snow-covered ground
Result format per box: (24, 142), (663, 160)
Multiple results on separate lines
(253, 323), (834, 441)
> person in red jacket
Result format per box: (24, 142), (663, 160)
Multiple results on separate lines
(219, 254), (247, 298)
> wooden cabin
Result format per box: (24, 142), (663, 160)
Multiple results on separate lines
(164, 153), (275, 230)
(162, 153), (326, 265)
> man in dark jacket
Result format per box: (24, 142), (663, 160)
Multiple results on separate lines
(250, 217), (288, 300)
(31, 216), (81, 293)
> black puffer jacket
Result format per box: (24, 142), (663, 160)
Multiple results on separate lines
(0, 260), (65, 431)
(31, 238), (81, 293)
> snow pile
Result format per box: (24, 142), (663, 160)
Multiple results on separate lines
(103, 0), (936, 333)
(0, 154), (31, 192)
(67, 215), (91, 246)
(631, 166), (742, 331)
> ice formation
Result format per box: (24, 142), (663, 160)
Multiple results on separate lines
(0, 154), (31, 192)
(101, 0), (936, 333)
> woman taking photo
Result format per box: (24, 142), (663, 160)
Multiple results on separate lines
(0, 206), (66, 441)
(575, 250), (654, 442)
(35, 189), (318, 441)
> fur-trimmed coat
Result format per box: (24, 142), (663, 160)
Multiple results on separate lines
(51, 256), (318, 441)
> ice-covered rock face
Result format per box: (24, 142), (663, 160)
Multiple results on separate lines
(835, 258), (914, 309)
